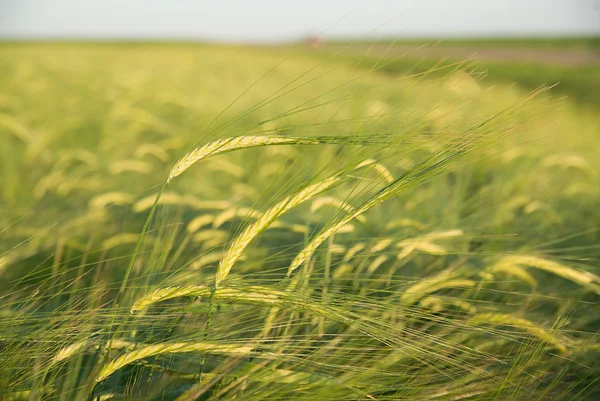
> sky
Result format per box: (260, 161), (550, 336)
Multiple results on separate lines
(0, 0), (599, 43)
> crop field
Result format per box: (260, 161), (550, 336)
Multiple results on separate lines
(0, 43), (599, 400)
(291, 38), (600, 107)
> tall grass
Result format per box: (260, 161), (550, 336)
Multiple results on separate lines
(0, 43), (599, 400)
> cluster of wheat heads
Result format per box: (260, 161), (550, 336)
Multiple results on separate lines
(0, 44), (599, 400)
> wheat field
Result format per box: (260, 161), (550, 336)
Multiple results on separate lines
(0, 43), (599, 400)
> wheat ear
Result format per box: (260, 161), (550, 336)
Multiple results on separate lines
(167, 136), (320, 183)
(215, 176), (340, 287)
(97, 342), (256, 382)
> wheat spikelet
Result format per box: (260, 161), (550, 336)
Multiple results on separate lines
(133, 192), (185, 212)
(102, 233), (141, 250)
(287, 156), (457, 276)
(370, 238), (393, 253)
(133, 192), (230, 213)
(288, 203), (371, 277)
(420, 296), (477, 314)
(5, 390), (33, 400)
(97, 342), (256, 382)
(343, 244), (366, 262)
(542, 154), (595, 176)
(423, 229), (464, 240)
(192, 229), (228, 244)
(212, 207), (262, 228)
(336, 223), (355, 234)
(89, 192), (135, 210)
(158, 136), (184, 151)
(310, 196), (367, 223)
(500, 255), (600, 294)
(232, 182), (261, 201)
(52, 340), (91, 364)
(132, 285), (271, 313)
(109, 159), (153, 175)
(501, 148), (527, 164)
(400, 274), (476, 306)
(134, 143), (170, 162)
(129, 108), (170, 132)
(356, 158), (395, 183)
(396, 243), (417, 261)
(329, 243), (346, 254)
(565, 182), (598, 197)
(216, 176), (340, 287)
(55, 149), (99, 169)
(206, 158), (246, 178)
(394, 230), (463, 260)
(34, 171), (63, 198)
(332, 264), (353, 279)
(0, 112), (33, 143)
(366, 255), (388, 273)
(156, 90), (189, 108)
(365, 100), (390, 117)
(130, 285), (352, 330)
(446, 70), (481, 96)
(167, 136), (320, 183)
(189, 251), (244, 270)
(259, 161), (288, 178)
(186, 214), (216, 233)
(412, 241), (448, 255)
(52, 339), (133, 365)
(470, 313), (567, 353)
(489, 263), (537, 288)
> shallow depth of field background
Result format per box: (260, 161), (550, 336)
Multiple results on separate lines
(1, 2), (599, 400)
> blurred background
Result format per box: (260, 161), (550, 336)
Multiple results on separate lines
(1, 0), (599, 106)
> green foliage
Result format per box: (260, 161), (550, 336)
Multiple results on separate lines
(0, 43), (599, 400)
